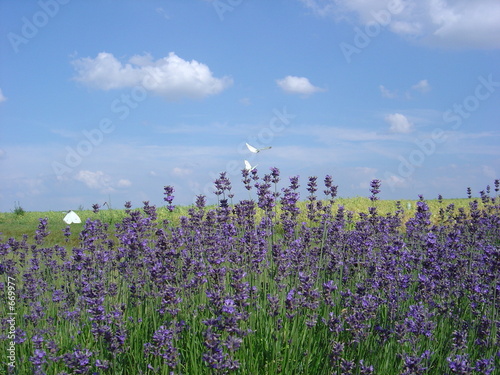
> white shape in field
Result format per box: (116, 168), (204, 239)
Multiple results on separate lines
(63, 210), (81, 224)
(245, 142), (272, 153)
(244, 160), (258, 171)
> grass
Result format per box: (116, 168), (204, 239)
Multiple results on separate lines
(0, 197), (476, 246)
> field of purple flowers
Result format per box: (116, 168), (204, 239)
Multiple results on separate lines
(1, 169), (499, 374)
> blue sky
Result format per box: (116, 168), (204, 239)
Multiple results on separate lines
(1, 0), (499, 212)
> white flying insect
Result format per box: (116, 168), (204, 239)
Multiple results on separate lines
(63, 210), (81, 224)
(245, 142), (272, 154)
(244, 160), (258, 171)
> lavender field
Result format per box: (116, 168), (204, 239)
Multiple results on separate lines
(1, 170), (499, 374)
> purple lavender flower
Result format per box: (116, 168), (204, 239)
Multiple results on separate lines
(255, 179), (275, 212)
(124, 200), (132, 213)
(95, 359), (110, 370)
(369, 179), (381, 202)
(306, 176), (317, 195)
(359, 360), (374, 375)
(288, 175), (300, 190)
(306, 176), (319, 221)
(447, 354), (472, 375)
(142, 201), (157, 219)
(62, 348), (93, 374)
(163, 185), (176, 211)
(270, 167), (280, 184)
(196, 194), (206, 208)
(241, 168), (252, 191)
(324, 174), (338, 201)
(13, 328), (27, 344)
(144, 324), (182, 368)
(224, 335), (243, 352)
(400, 350), (432, 375)
(202, 327), (229, 370)
(404, 302), (436, 339)
(329, 340), (344, 365)
(452, 329), (468, 351)
(267, 294), (280, 317)
(340, 358), (356, 374)
(31, 334), (45, 349)
(30, 348), (47, 366)
(62, 225), (71, 242)
(474, 357), (495, 375)
(34, 217), (50, 245)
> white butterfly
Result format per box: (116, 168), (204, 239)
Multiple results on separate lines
(244, 160), (258, 171)
(246, 142), (272, 154)
(63, 210), (81, 224)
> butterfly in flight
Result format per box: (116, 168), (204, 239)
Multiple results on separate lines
(244, 160), (258, 171)
(246, 142), (272, 154)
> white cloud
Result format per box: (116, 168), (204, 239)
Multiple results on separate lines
(379, 85), (398, 98)
(172, 167), (193, 177)
(117, 179), (132, 188)
(300, 0), (500, 49)
(0, 88), (7, 103)
(390, 20), (423, 36)
(385, 113), (413, 133)
(300, 0), (337, 17)
(411, 79), (431, 93)
(384, 174), (408, 188)
(75, 170), (114, 193)
(276, 76), (325, 96)
(72, 52), (233, 100)
(428, 0), (500, 49)
(380, 80), (430, 99)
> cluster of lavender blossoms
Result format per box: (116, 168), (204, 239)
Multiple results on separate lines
(0, 171), (499, 374)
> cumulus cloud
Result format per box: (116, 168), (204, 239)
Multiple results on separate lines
(71, 52), (233, 100)
(411, 79), (431, 93)
(385, 113), (413, 133)
(74, 170), (132, 192)
(276, 75), (325, 96)
(0, 88), (7, 103)
(384, 174), (408, 188)
(300, 0), (500, 49)
(74, 170), (114, 193)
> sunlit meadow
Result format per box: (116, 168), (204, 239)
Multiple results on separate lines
(1, 169), (499, 374)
